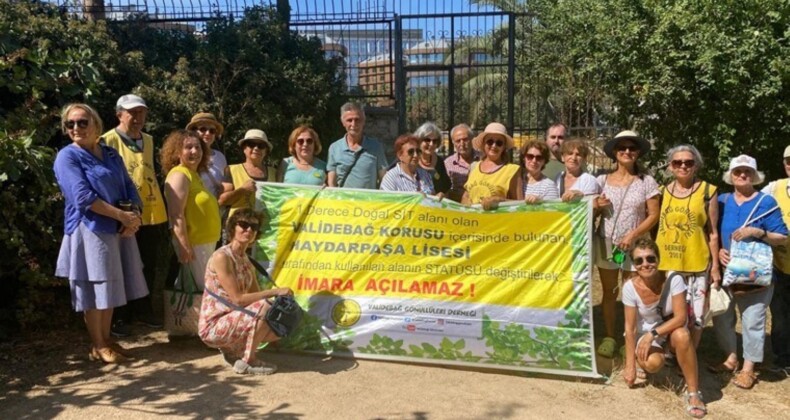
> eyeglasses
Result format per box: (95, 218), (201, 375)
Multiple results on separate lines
(633, 255), (658, 266)
(616, 144), (638, 153)
(485, 139), (505, 148)
(65, 119), (89, 129)
(236, 221), (260, 231)
(296, 137), (314, 146)
(524, 153), (545, 162)
(406, 148), (422, 156)
(732, 168), (753, 177)
(197, 127), (217, 134)
(422, 137), (441, 145)
(671, 159), (696, 168)
(245, 142), (268, 150)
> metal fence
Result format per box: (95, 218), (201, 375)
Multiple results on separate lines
(54, 0), (616, 162)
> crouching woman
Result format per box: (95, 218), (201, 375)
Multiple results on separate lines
(622, 238), (706, 418)
(199, 208), (293, 375)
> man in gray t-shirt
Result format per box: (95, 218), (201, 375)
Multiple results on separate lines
(327, 102), (388, 189)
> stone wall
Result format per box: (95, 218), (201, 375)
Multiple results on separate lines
(364, 106), (399, 162)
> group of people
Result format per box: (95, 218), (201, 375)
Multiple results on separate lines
(53, 97), (790, 415)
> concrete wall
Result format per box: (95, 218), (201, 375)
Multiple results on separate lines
(364, 106), (400, 162)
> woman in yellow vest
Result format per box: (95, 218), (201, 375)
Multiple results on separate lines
(761, 145), (790, 372)
(162, 130), (222, 290)
(219, 129), (277, 218)
(655, 144), (720, 349)
(461, 122), (523, 209)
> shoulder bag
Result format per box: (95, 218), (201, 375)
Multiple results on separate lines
(722, 195), (777, 288)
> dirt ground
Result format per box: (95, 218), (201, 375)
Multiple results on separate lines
(2, 281), (790, 419)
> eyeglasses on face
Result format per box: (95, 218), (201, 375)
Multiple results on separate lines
(197, 126), (217, 134)
(633, 255), (657, 266)
(485, 139), (504, 148)
(236, 221), (260, 231)
(296, 137), (314, 146)
(422, 137), (441, 145)
(616, 144), (638, 153)
(405, 147), (422, 157)
(732, 168), (753, 178)
(671, 159), (696, 168)
(245, 142), (267, 150)
(524, 153), (545, 162)
(65, 119), (90, 129)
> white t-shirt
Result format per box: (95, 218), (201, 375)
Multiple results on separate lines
(200, 149), (228, 198)
(622, 272), (686, 334)
(523, 177), (559, 200)
(554, 172), (601, 196)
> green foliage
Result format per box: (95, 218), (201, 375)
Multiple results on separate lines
(0, 1), (345, 331)
(490, 0), (788, 180)
(132, 6), (346, 163)
(358, 333), (408, 356)
(408, 337), (482, 362)
(481, 300), (592, 371)
(0, 2), (121, 330)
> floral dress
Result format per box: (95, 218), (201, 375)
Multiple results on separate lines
(199, 245), (268, 360)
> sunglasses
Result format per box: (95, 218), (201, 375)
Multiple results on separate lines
(296, 137), (314, 146)
(671, 159), (695, 168)
(616, 144), (638, 153)
(732, 168), (753, 177)
(65, 119), (89, 129)
(633, 255), (658, 266)
(406, 148), (422, 157)
(422, 137), (441, 145)
(245, 142), (268, 150)
(236, 221), (260, 231)
(485, 139), (505, 148)
(784, 157), (790, 165)
(524, 153), (544, 162)
(197, 126), (217, 134)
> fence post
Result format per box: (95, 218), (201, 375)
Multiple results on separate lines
(394, 15), (407, 134)
(506, 13), (516, 135)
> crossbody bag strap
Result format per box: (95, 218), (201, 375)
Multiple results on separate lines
(740, 194), (778, 228)
(204, 288), (260, 318)
(337, 148), (365, 188)
(601, 175), (635, 241)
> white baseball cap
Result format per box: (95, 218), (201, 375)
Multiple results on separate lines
(116, 94), (147, 110)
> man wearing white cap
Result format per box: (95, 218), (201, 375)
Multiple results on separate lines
(103, 94), (170, 335)
(762, 146), (790, 373)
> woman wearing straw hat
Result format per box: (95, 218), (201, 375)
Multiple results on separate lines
(461, 122), (523, 210)
(186, 112), (226, 198)
(594, 130), (660, 359)
(219, 129), (276, 219)
(711, 154), (787, 389)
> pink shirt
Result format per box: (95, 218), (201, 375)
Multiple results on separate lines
(444, 152), (476, 201)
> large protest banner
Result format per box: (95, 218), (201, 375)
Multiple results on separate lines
(254, 184), (599, 378)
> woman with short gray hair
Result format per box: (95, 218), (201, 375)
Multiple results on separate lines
(655, 144), (720, 350)
(414, 122), (451, 195)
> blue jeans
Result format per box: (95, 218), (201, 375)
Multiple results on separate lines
(771, 270), (790, 367)
(713, 284), (773, 363)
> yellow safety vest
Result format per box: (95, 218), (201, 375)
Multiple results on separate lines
(772, 178), (790, 273)
(102, 129), (167, 225)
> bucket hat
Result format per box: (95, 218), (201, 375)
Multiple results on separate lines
(603, 130), (650, 159)
(472, 122), (514, 152)
(186, 112), (224, 136)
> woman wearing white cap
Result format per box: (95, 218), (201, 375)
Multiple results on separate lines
(219, 129), (276, 219)
(712, 154), (787, 389)
(461, 122), (523, 210)
(594, 130), (660, 358)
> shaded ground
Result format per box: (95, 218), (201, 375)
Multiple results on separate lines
(2, 274), (789, 419)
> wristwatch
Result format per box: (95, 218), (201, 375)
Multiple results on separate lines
(650, 328), (660, 339)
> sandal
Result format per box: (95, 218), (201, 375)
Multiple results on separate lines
(636, 367), (647, 380)
(684, 391), (707, 418)
(108, 342), (133, 358)
(90, 347), (129, 364)
(597, 337), (616, 358)
(732, 370), (757, 389)
(707, 360), (738, 374)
